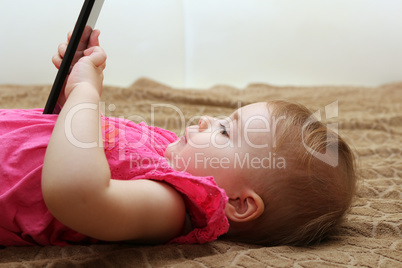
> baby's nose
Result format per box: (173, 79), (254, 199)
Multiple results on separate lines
(198, 116), (214, 131)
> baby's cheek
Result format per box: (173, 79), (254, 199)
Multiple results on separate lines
(243, 132), (270, 149)
(207, 134), (230, 148)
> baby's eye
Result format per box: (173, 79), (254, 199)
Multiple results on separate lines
(219, 123), (229, 137)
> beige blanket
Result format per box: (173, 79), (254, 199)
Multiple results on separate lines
(0, 78), (401, 267)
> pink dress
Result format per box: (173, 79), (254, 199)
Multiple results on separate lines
(0, 109), (229, 246)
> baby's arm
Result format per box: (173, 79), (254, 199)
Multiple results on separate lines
(42, 35), (186, 243)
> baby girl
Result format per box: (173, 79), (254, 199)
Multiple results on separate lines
(0, 30), (356, 246)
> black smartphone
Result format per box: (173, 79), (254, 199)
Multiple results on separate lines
(43, 0), (104, 114)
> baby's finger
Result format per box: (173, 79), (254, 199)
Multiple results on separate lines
(83, 46), (107, 67)
(52, 54), (62, 69)
(99, 62), (106, 71)
(58, 42), (68, 58)
(67, 31), (73, 41)
(88, 29), (100, 48)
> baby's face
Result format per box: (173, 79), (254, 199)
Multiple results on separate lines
(165, 102), (276, 192)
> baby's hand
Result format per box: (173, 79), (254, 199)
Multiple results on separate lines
(64, 44), (107, 99)
(52, 29), (106, 103)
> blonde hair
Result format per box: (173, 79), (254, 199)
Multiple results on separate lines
(224, 100), (357, 246)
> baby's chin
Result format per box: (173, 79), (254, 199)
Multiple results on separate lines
(164, 142), (176, 162)
(163, 147), (186, 172)
(163, 151), (197, 175)
(164, 158), (191, 174)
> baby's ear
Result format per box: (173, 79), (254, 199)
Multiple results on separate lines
(225, 191), (264, 222)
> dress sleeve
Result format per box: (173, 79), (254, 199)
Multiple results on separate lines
(144, 170), (229, 244)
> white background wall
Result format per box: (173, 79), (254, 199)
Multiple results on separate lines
(1, 0), (402, 89)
